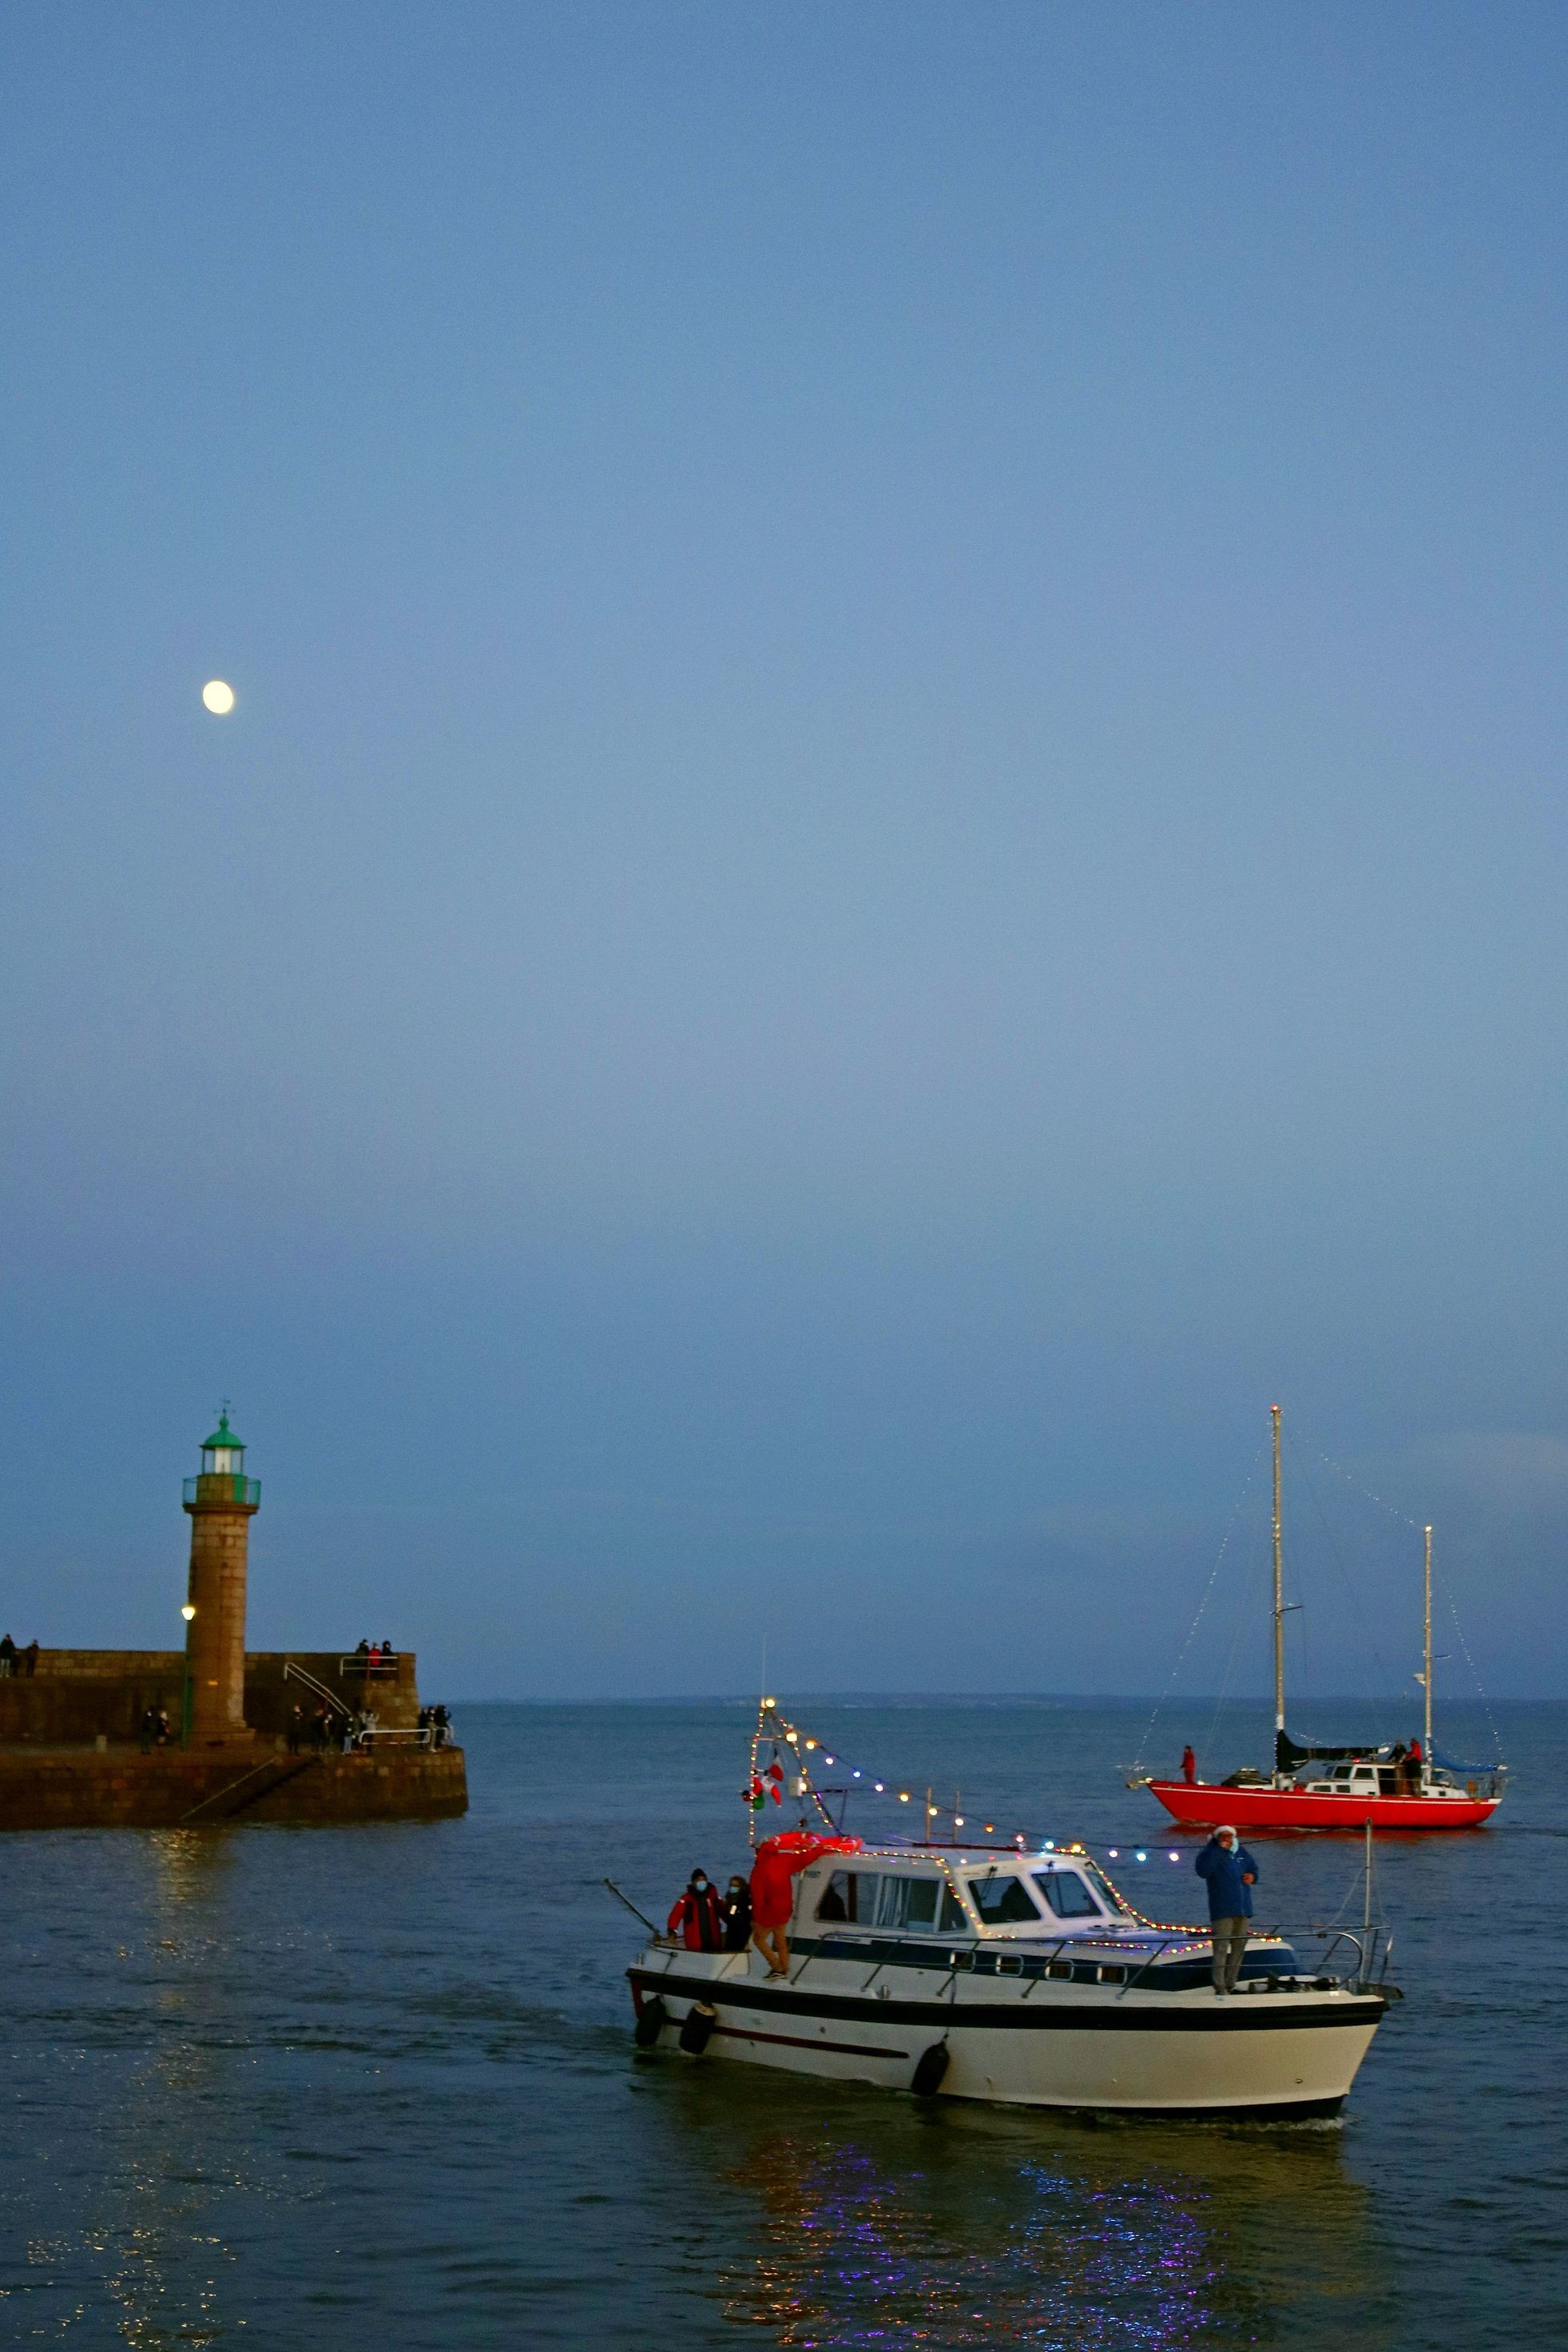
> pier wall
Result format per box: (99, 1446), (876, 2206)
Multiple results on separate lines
(0, 1744), (467, 1830)
(0, 1650), (421, 1743)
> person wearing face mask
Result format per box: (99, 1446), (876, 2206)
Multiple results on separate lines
(667, 1869), (724, 1951)
(720, 1874), (752, 1952)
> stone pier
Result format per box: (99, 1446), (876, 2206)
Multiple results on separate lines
(0, 1743), (466, 1830)
(0, 1413), (469, 1830)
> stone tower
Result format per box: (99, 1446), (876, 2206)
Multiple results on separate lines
(182, 1411), (260, 1744)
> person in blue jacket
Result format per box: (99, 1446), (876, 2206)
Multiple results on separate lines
(1195, 1825), (1258, 1995)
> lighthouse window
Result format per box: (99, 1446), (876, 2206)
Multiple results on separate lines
(1033, 1871), (1104, 1919)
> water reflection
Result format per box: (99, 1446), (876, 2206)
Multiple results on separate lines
(89, 1831), (244, 2349)
(669, 2072), (1390, 2349)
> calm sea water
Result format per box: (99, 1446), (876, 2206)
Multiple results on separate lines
(2, 1698), (1563, 2350)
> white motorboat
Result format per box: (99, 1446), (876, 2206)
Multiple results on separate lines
(627, 1839), (1391, 2120)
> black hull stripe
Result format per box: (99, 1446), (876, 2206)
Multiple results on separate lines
(712, 2022), (907, 2060)
(630, 1969), (1384, 2035)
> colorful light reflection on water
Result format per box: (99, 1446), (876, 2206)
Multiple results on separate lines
(710, 2104), (1375, 2349)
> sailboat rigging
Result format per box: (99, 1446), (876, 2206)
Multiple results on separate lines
(1134, 1408), (1505, 1834)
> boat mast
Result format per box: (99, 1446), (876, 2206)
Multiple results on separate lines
(1423, 1524), (1433, 1759)
(1271, 1404), (1285, 1744)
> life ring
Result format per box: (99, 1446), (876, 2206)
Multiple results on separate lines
(633, 1996), (667, 2048)
(911, 2041), (951, 2096)
(678, 2002), (717, 2055)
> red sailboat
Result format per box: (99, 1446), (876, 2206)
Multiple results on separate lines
(1136, 1408), (1504, 1834)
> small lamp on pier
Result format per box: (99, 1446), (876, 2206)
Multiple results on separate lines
(181, 1603), (196, 1744)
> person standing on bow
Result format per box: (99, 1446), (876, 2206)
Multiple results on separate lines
(667, 1869), (724, 1952)
(749, 1844), (805, 1977)
(1181, 1743), (1197, 1785)
(1195, 1825), (1258, 1996)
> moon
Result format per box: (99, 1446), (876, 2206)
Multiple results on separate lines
(201, 679), (236, 715)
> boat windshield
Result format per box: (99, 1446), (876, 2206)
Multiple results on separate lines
(965, 1869), (1043, 1925)
(1031, 1869), (1105, 1919)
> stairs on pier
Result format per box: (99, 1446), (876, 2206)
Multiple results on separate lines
(179, 1752), (320, 1823)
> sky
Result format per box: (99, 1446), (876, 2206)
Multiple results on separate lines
(2, 2), (1566, 1703)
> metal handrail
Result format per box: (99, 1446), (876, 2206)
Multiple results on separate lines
(283, 1659), (351, 1717)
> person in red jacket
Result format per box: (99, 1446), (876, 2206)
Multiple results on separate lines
(1181, 1744), (1197, 1785)
(667, 1869), (723, 1951)
(748, 1845), (797, 1976)
(747, 1832), (863, 1976)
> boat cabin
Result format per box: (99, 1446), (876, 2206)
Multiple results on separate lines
(802, 1849), (1132, 1943)
(1298, 1760), (1425, 1798)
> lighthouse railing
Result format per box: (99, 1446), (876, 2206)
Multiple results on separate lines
(183, 1474), (262, 1507)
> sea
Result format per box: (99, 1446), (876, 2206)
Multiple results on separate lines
(2, 1698), (1562, 2351)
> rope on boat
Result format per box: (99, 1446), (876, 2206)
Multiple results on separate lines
(1129, 1436), (1266, 1779)
(1438, 1572), (1506, 1766)
(1309, 1436), (1506, 1764)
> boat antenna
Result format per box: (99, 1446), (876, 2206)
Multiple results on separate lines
(1271, 1404), (1286, 1756)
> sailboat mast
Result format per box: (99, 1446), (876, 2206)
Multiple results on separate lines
(1423, 1524), (1433, 1757)
(1272, 1404), (1285, 1740)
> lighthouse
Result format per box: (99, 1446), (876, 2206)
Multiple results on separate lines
(181, 1410), (260, 1744)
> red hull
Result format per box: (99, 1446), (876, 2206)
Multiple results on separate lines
(1147, 1778), (1500, 1834)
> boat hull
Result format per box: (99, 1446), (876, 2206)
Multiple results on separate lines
(629, 1949), (1384, 2120)
(1147, 1779), (1500, 1834)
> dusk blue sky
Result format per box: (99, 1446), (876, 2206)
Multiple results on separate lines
(3, 4), (1566, 1702)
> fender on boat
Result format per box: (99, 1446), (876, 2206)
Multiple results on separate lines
(633, 1995), (668, 2048)
(679, 2002), (717, 2055)
(911, 2041), (951, 2096)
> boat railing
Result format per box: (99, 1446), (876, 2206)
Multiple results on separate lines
(1304, 1925), (1401, 1993)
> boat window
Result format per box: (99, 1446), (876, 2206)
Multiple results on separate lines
(875, 1877), (907, 1929)
(940, 1886), (967, 1932)
(1032, 1870), (1104, 1919)
(905, 1878), (939, 1932)
(816, 1870), (879, 1924)
(966, 1871), (1043, 1925)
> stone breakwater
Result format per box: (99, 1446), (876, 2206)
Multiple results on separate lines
(0, 1650), (423, 1745)
(0, 1743), (467, 1830)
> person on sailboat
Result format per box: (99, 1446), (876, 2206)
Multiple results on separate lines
(1195, 1826), (1258, 1996)
(1181, 1744), (1197, 1786)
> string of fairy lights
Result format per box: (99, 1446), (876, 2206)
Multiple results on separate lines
(745, 1697), (1206, 1931)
